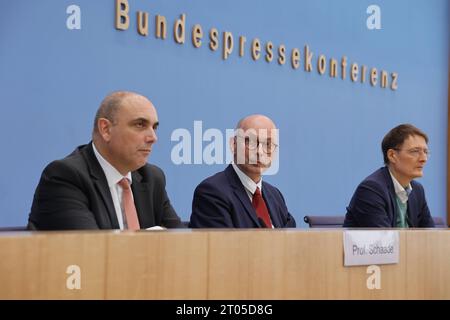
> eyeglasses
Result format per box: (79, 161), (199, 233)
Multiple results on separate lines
(393, 148), (430, 158)
(236, 135), (278, 153)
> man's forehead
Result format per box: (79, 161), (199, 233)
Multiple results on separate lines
(237, 128), (278, 140)
(120, 98), (157, 118)
(402, 134), (427, 146)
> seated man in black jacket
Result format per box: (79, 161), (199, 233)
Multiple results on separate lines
(29, 91), (182, 230)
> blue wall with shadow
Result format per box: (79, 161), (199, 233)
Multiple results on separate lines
(0, 0), (448, 227)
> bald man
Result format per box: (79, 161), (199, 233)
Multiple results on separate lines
(29, 91), (182, 230)
(189, 115), (296, 228)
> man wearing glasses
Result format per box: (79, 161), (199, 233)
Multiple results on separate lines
(344, 124), (434, 228)
(189, 114), (296, 228)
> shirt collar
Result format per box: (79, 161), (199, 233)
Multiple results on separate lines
(231, 163), (262, 195)
(92, 142), (132, 187)
(388, 169), (412, 204)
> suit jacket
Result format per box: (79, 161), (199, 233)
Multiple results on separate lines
(29, 143), (182, 230)
(344, 166), (434, 228)
(189, 165), (296, 228)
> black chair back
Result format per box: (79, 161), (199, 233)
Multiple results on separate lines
(433, 216), (448, 228)
(304, 215), (344, 228)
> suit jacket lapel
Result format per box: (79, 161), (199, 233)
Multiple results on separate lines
(225, 165), (261, 227)
(382, 167), (398, 227)
(406, 190), (418, 227)
(262, 183), (281, 227)
(131, 170), (154, 228)
(82, 143), (119, 229)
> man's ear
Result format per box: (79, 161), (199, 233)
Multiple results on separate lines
(229, 136), (236, 154)
(387, 149), (397, 164)
(97, 118), (112, 142)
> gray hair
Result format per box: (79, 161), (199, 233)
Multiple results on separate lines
(92, 91), (136, 135)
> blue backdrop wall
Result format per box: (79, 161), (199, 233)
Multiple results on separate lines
(0, 0), (448, 227)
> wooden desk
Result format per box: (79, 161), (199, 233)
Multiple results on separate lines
(0, 229), (448, 299)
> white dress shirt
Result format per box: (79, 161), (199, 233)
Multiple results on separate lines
(92, 143), (133, 230)
(389, 169), (412, 204)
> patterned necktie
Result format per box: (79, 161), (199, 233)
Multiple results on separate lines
(118, 178), (140, 230)
(252, 187), (272, 228)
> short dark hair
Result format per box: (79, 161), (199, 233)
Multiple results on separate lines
(381, 124), (428, 164)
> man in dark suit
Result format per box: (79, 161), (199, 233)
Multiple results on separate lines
(344, 124), (434, 228)
(29, 91), (182, 230)
(190, 115), (296, 228)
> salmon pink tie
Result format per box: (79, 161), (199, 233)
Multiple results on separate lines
(118, 178), (140, 230)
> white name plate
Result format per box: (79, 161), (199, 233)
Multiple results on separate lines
(343, 230), (399, 266)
